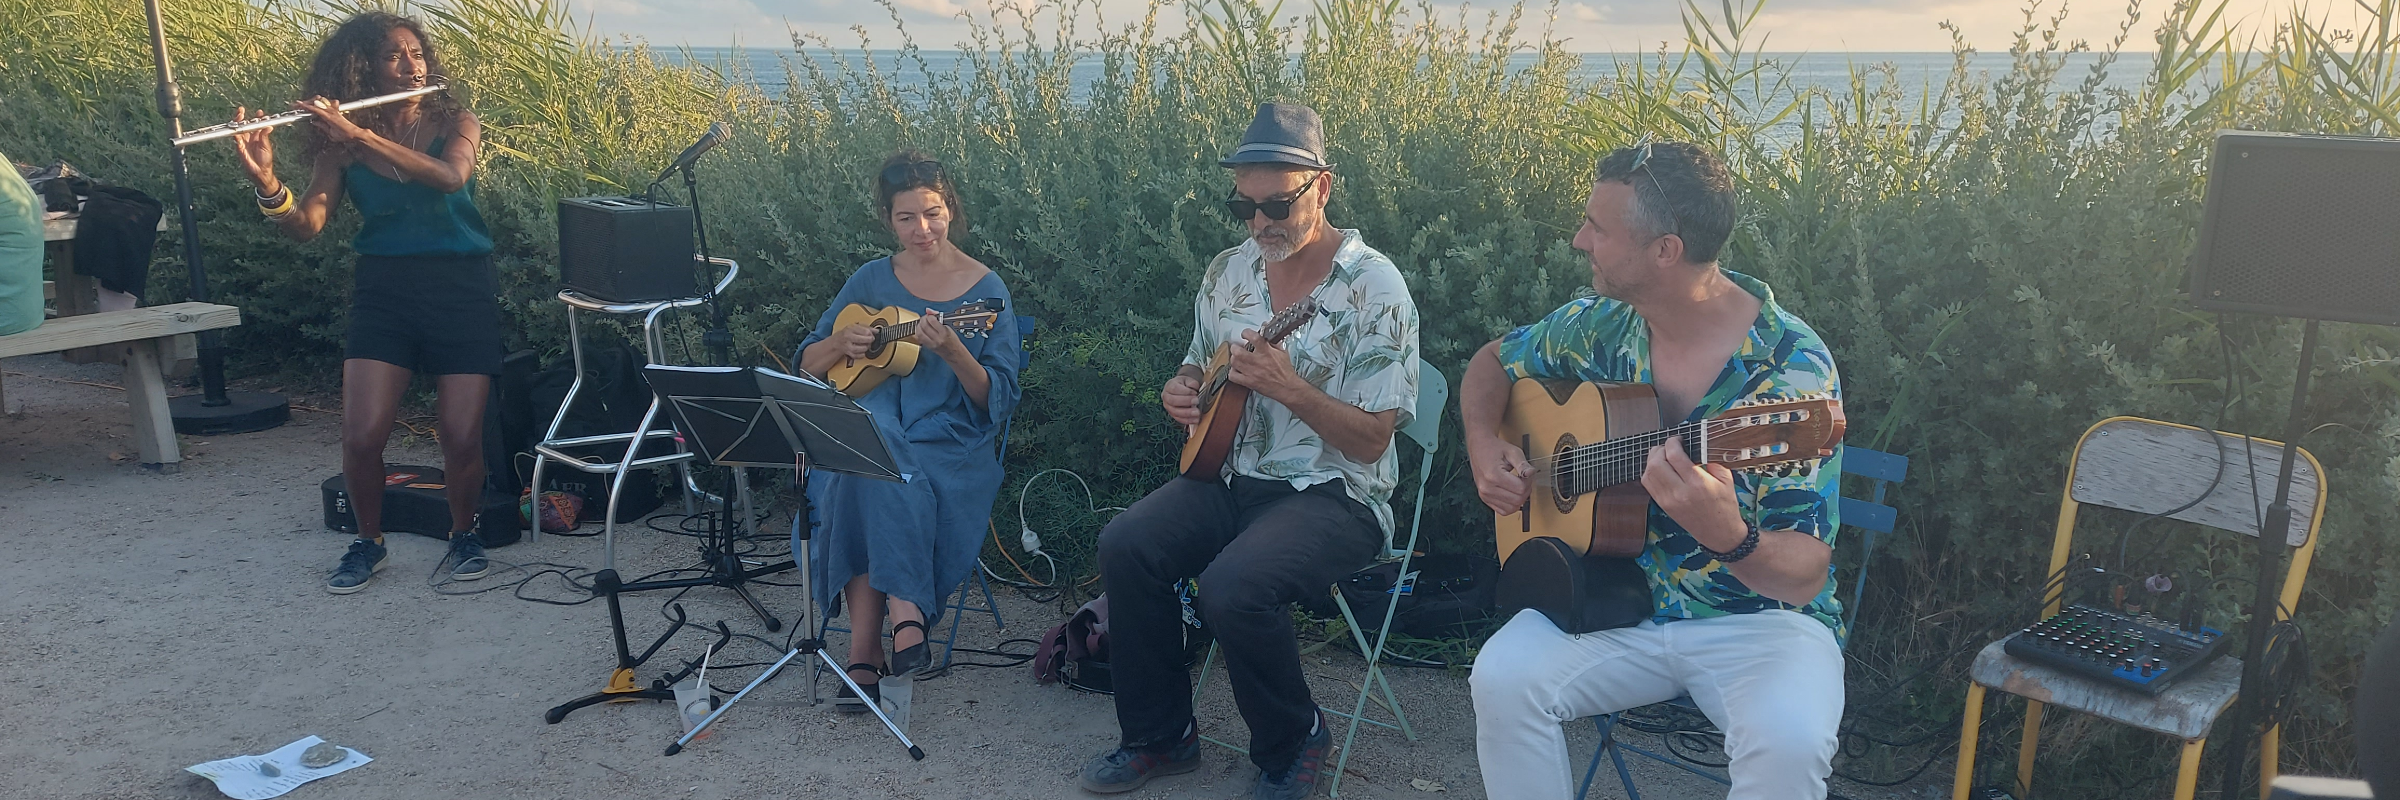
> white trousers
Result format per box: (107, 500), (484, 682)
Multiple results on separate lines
(1469, 608), (1845, 800)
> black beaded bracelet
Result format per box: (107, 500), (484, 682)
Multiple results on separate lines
(1703, 523), (1762, 564)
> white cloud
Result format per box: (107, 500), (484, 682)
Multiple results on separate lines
(894, 0), (968, 15)
(1571, 3), (1606, 23)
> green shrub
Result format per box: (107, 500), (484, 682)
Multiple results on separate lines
(6, 0), (2395, 787)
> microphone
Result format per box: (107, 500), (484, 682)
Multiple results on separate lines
(656, 121), (731, 183)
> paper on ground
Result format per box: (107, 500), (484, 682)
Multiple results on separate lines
(185, 736), (370, 800)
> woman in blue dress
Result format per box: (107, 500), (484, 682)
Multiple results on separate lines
(794, 152), (1021, 709)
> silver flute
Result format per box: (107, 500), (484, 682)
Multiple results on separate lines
(172, 83), (446, 147)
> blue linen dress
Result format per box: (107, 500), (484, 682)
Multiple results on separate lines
(795, 258), (1021, 624)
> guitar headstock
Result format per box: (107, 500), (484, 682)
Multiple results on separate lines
(1705, 394), (1845, 475)
(1261, 298), (1322, 344)
(943, 298), (1006, 339)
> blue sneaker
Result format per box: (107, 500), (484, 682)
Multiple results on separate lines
(441, 531), (489, 581)
(326, 538), (388, 594)
(1079, 724), (1201, 794)
(1254, 712), (1331, 800)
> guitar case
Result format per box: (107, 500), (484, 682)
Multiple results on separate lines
(320, 466), (521, 547)
(1496, 536), (1652, 634)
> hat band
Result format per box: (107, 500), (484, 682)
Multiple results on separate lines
(1230, 142), (1325, 164)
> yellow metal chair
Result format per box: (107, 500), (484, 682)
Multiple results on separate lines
(1950, 417), (2326, 800)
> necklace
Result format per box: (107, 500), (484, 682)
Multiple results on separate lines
(382, 112), (423, 182)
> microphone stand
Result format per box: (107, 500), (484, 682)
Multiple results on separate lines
(682, 163), (733, 367)
(142, 0), (288, 436)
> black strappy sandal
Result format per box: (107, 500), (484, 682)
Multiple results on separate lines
(889, 619), (931, 677)
(833, 662), (882, 713)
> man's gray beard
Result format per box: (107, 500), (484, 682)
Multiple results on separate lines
(1255, 230), (1298, 263)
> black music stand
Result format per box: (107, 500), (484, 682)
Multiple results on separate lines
(544, 365), (904, 733)
(631, 366), (923, 759)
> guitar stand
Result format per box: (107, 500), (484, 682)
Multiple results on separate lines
(545, 600), (733, 724)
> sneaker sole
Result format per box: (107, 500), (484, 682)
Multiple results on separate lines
(1078, 755), (1201, 794)
(451, 562), (489, 581)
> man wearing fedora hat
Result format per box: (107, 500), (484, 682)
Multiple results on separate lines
(1078, 102), (1421, 799)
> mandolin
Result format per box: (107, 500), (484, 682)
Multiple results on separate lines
(824, 299), (1005, 397)
(1493, 379), (1843, 564)
(1177, 298), (1323, 480)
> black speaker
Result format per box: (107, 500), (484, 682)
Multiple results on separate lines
(558, 196), (696, 303)
(2189, 131), (2400, 326)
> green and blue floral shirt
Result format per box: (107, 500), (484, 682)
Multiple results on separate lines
(1497, 270), (1847, 634)
(1183, 229), (1422, 546)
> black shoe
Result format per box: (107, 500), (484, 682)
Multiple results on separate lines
(1079, 724), (1201, 794)
(833, 662), (881, 714)
(1254, 712), (1332, 800)
(326, 538), (388, 594)
(889, 619), (931, 677)
(441, 531), (489, 581)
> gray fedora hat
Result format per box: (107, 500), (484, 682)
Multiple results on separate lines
(1219, 102), (1332, 170)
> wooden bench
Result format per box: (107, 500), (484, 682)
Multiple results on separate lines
(0, 302), (242, 472)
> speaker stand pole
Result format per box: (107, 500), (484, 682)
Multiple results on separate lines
(2215, 316), (2317, 799)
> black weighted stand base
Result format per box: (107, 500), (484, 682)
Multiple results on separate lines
(170, 390), (288, 435)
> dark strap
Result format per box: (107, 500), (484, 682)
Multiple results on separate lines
(846, 662), (883, 676)
(892, 620), (927, 636)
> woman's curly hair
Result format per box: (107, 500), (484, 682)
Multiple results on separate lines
(298, 11), (466, 159)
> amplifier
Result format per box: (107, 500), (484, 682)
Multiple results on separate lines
(2190, 132), (2400, 326)
(558, 196), (696, 303)
(321, 466), (521, 547)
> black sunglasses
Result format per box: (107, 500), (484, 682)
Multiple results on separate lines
(881, 159), (946, 188)
(1624, 138), (1679, 238)
(1223, 174), (1321, 221)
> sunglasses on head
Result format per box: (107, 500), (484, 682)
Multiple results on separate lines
(881, 159), (945, 188)
(1223, 173), (1322, 221)
(1623, 138), (1680, 238)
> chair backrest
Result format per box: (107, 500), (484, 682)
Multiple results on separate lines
(2043, 416), (2327, 617)
(1401, 360), (1446, 454)
(1835, 445), (1909, 636)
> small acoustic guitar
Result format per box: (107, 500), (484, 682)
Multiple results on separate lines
(825, 299), (1005, 397)
(1177, 298), (1322, 480)
(1493, 380), (1844, 563)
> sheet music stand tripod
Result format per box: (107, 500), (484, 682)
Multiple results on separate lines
(631, 365), (926, 759)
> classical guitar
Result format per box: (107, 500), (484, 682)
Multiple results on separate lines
(825, 299), (1005, 397)
(1493, 380), (1844, 563)
(1177, 297), (1323, 480)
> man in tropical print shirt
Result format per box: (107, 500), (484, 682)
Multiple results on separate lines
(1459, 141), (1846, 800)
(1077, 103), (1420, 800)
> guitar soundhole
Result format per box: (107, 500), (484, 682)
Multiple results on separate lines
(1550, 433), (1579, 514)
(865, 321), (888, 358)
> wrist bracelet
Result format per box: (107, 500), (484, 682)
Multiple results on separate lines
(1702, 523), (1762, 564)
(258, 186), (296, 217)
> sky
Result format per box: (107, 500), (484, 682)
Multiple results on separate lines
(556, 0), (2383, 53)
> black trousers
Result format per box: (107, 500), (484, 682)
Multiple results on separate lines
(1097, 475), (1381, 772)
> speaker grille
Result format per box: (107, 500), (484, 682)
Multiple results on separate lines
(2192, 132), (2400, 326)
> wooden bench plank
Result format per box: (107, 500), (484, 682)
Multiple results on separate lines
(0, 303), (240, 359)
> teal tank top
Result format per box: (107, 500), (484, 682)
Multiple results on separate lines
(343, 135), (493, 258)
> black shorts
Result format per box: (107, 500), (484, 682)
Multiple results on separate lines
(344, 253), (503, 376)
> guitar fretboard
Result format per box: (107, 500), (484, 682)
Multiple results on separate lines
(1541, 419), (1718, 497)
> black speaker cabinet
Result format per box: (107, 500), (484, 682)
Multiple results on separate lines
(558, 196), (696, 303)
(2190, 131), (2400, 326)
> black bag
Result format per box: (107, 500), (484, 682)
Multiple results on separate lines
(1495, 537), (1653, 634)
(1329, 553), (1501, 642)
(73, 184), (163, 300)
(1031, 591), (1211, 695)
(526, 345), (669, 522)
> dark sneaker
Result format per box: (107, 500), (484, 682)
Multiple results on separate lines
(326, 538), (388, 594)
(1254, 712), (1332, 800)
(1079, 725), (1201, 794)
(441, 531), (489, 581)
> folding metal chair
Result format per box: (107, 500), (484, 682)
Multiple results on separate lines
(1949, 417), (2324, 800)
(1578, 444), (1910, 799)
(1191, 360), (1449, 798)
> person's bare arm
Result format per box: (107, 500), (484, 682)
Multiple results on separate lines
(1226, 330), (1397, 462)
(1641, 437), (1832, 605)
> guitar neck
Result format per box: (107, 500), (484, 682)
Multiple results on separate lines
(873, 320), (921, 345)
(1550, 420), (1709, 495)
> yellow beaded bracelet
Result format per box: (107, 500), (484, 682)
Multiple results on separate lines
(258, 186), (296, 217)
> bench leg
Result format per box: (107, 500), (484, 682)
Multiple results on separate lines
(124, 339), (181, 473)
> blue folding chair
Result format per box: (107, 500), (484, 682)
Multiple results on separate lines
(816, 316), (1034, 672)
(1577, 445), (1910, 799)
